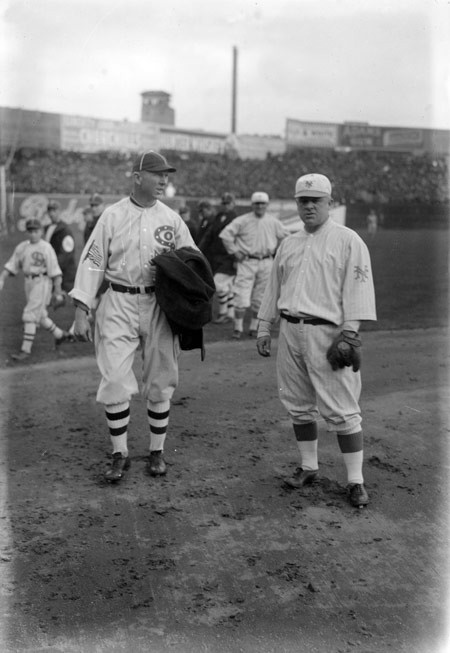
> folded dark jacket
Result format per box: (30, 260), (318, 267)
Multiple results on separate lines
(152, 247), (215, 359)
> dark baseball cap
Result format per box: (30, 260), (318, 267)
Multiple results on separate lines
(133, 151), (176, 173)
(198, 199), (212, 210)
(89, 193), (103, 206)
(26, 218), (42, 230)
(47, 199), (60, 210)
(221, 192), (235, 204)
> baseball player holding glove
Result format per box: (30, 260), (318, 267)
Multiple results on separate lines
(256, 174), (376, 508)
(69, 151), (198, 483)
(0, 218), (70, 360)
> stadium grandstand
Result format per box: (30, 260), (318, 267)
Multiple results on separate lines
(0, 93), (448, 234)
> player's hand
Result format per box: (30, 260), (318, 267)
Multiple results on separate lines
(234, 252), (246, 262)
(256, 335), (271, 357)
(73, 307), (92, 342)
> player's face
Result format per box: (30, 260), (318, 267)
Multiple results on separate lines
(27, 227), (43, 243)
(252, 202), (268, 218)
(296, 196), (330, 233)
(134, 170), (169, 205)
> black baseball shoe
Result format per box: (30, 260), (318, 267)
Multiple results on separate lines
(104, 452), (130, 482)
(10, 351), (30, 361)
(284, 468), (318, 489)
(347, 483), (369, 508)
(147, 451), (167, 477)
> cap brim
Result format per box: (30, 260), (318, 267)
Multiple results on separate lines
(135, 165), (177, 173)
(295, 190), (330, 198)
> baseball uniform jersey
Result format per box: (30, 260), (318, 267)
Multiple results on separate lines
(69, 197), (197, 405)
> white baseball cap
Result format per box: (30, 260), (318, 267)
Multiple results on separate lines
(294, 174), (332, 198)
(251, 191), (269, 204)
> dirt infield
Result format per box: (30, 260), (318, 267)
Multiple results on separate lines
(0, 327), (449, 653)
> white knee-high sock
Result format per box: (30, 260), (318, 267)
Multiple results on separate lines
(342, 451), (364, 485)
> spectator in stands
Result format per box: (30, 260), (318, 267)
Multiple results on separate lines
(198, 192), (237, 323)
(44, 200), (77, 292)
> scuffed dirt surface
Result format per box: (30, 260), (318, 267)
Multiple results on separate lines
(0, 328), (449, 653)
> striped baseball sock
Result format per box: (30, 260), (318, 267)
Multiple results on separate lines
(105, 401), (130, 456)
(337, 431), (364, 484)
(40, 316), (64, 340)
(293, 422), (319, 471)
(227, 292), (234, 318)
(21, 322), (36, 354)
(217, 290), (229, 316)
(147, 400), (170, 452)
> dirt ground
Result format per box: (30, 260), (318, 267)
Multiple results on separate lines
(0, 326), (449, 653)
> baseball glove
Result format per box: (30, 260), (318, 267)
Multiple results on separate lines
(51, 291), (67, 310)
(326, 330), (361, 372)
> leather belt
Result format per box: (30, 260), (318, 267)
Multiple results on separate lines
(25, 272), (47, 279)
(110, 283), (155, 295)
(280, 312), (335, 326)
(248, 254), (273, 260)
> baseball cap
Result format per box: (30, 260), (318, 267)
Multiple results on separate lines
(89, 193), (103, 206)
(47, 199), (60, 210)
(221, 192), (235, 204)
(294, 174), (332, 198)
(26, 218), (42, 230)
(251, 191), (269, 204)
(198, 199), (212, 210)
(132, 151), (176, 173)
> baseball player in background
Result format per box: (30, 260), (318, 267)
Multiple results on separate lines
(219, 191), (289, 339)
(45, 199), (77, 292)
(256, 174), (376, 508)
(69, 151), (198, 483)
(0, 218), (70, 360)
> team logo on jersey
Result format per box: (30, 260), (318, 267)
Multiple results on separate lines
(154, 225), (175, 250)
(83, 240), (103, 267)
(354, 265), (369, 282)
(31, 251), (46, 268)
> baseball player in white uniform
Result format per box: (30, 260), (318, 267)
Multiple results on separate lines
(219, 191), (289, 339)
(0, 218), (69, 360)
(256, 174), (376, 508)
(70, 151), (197, 483)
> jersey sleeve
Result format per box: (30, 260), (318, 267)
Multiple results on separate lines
(174, 216), (199, 250)
(218, 220), (240, 255)
(342, 236), (377, 322)
(3, 242), (25, 275)
(69, 218), (109, 308)
(257, 245), (283, 323)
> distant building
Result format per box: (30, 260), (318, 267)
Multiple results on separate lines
(140, 91), (175, 126)
(225, 134), (286, 160)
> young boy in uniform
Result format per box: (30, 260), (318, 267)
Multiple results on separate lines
(0, 218), (69, 360)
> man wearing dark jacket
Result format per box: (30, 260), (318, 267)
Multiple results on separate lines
(45, 200), (77, 292)
(198, 192), (237, 323)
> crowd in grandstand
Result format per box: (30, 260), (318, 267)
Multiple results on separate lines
(4, 146), (448, 204)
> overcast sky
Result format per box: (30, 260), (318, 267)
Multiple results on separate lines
(1, 0), (449, 136)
